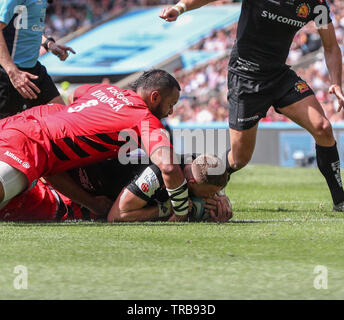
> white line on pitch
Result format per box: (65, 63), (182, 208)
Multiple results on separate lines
(235, 200), (331, 204)
(229, 218), (344, 223)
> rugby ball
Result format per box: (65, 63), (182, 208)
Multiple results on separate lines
(189, 196), (210, 222)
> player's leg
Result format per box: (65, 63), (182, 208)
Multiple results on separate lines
(0, 161), (28, 209)
(0, 181), (8, 210)
(225, 71), (273, 178)
(0, 179), (67, 221)
(227, 124), (259, 174)
(277, 94), (334, 145)
(277, 94), (344, 210)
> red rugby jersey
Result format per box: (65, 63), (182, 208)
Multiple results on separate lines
(1, 84), (171, 177)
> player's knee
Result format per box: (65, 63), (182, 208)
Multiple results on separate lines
(0, 161), (29, 204)
(312, 119), (334, 142)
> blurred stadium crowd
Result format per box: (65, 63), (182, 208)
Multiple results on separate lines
(45, 0), (344, 124)
(45, 0), (152, 39)
(45, 0), (238, 39)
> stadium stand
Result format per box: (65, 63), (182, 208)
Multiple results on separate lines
(170, 0), (344, 124)
(40, 3), (241, 83)
(44, 0), (344, 124)
(45, 1), (178, 39)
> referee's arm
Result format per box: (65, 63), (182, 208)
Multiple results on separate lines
(40, 34), (75, 61)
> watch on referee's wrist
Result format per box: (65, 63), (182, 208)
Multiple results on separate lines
(42, 37), (55, 52)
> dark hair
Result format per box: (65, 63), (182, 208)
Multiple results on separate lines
(129, 69), (181, 95)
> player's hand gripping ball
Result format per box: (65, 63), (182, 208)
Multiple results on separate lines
(189, 196), (209, 222)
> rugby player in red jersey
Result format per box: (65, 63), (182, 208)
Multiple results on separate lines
(0, 158), (145, 222)
(0, 178), (96, 221)
(0, 179), (68, 221)
(0, 69), (189, 221)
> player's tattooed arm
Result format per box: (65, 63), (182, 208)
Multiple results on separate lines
(318, 23), (344, 112)
(45, 172), (112, 217)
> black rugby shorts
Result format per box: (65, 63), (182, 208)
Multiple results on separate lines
(227, 68), (314, 130)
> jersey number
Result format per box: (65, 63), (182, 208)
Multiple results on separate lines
(68, 100), (99, 113)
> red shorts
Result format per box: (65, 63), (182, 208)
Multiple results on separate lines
(0, 179), (101, 222)
(0, 127), (48, 188)
(0, 180), (62, 221)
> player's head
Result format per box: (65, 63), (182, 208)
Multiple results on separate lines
(130, 69), (181, 119)
(184, 154), (228, 198)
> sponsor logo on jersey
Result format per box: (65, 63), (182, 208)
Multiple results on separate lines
(105, 87), (134, 106)
(296, 3), (311, 18)
(88, 88), (134, 112)
(22, 162), (30, 169)
(295, 81), (310, 93)
(141, 183), (150, 193)
(261, 11), (307, 27)
(135, 167), (160, 197)
(4, 151), (30, 168)
(31, 25), (45, 32)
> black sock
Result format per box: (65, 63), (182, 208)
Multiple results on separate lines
(316, 142), (344, 205)
(225, 148), (237, 178)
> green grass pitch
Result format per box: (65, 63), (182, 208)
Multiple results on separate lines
(0, 165), (343, 300)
